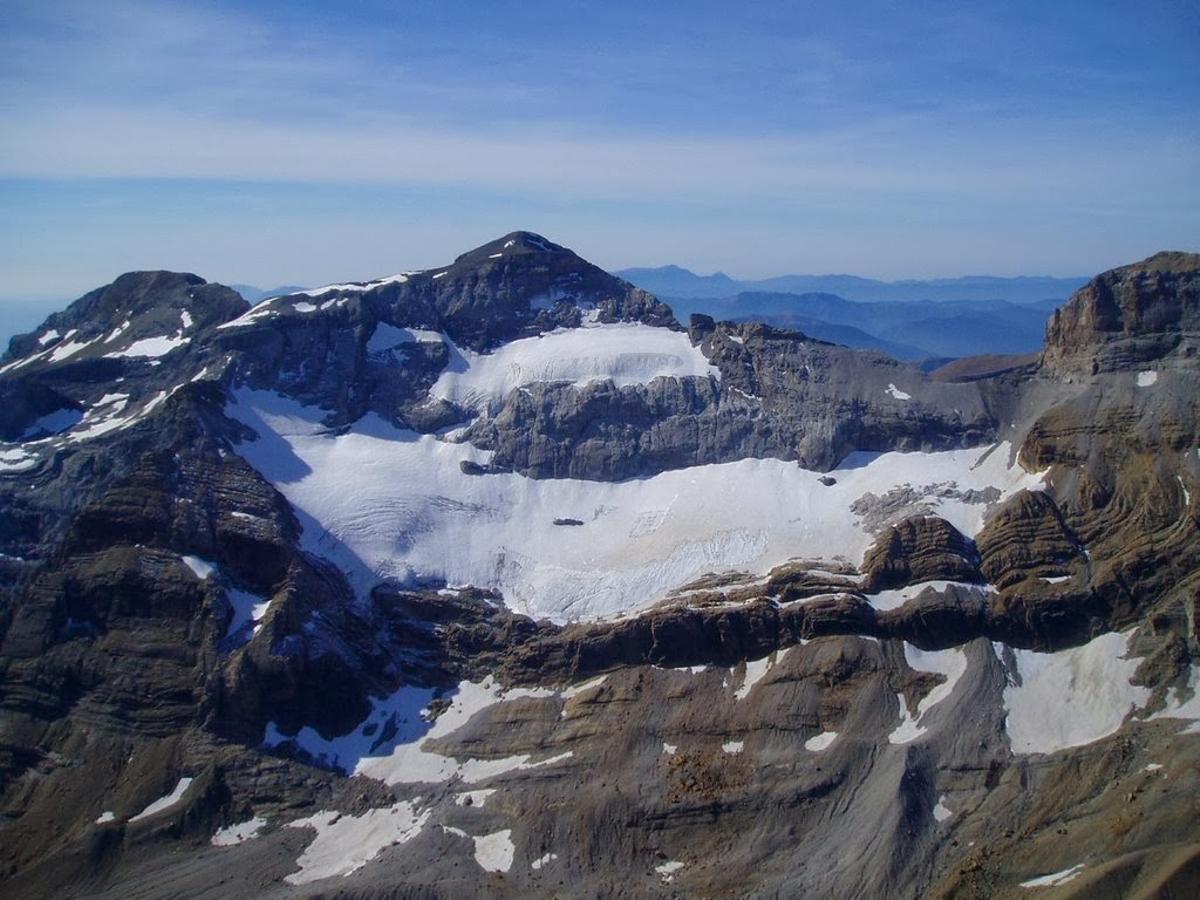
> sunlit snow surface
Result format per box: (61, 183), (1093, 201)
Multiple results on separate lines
(430, 323), (719, 412)
(1019, 863), (1085, 888)
(1000, 631), (1151, 754)
(130, 777), (194, 821)
(211, 817), (267, 846)
(227, 387), (1043, 622)
(889, 645), (968, 744)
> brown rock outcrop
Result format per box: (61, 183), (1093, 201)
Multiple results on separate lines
(861, 515), (982, 592)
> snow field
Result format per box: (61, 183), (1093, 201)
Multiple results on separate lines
(1001, 631), (1150, 754)
(228, 388), (1044, 621)
(263, 674), (576, 785)
(430, 322), (719, 412)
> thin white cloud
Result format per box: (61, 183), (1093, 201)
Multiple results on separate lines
(0, 103), (1195, 206)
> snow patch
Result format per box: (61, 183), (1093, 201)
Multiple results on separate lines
(430, 323), (719, 413)
(46, 331), (97, 363)
(531, 852), (557, 870)
(885, 383), (912, 401)
(734, 656), (773, 701)
(104, 320), (132, 343)
(662, 742), (678, 754)
(889, 645), (968, 744)
(293, 274), (411, 298)
(264, 675), (570, 786)
(867, 580), (986, 612)
(561, 675), (607, 699)
(656, 860), (685, 883)
(286, 801), (429, 884)
(1149, 663), (1200, 730)
(95, 811), (116, 824)
(721, 740), (744, 754)
(366, 323), (443, 356)
(1003, 631), (1149, 754)
(0, 448), (38, 473)
(933, 795), (953, 822)
(804, 731), (838, 752)
(181, 555), (216, 580)
(1020, 864), (1085, 888)
(61, 387), (179, 443)
(225, 587), (271, 639)
(212, 817), (267, 846)
(218, 300), (278, 330)
(106, 333), (190, 359)
(472, 829), (515, 873)
(130, 777), (193, 821)
(230, 511), (267, 523)
(1136, 370), (1158, 387)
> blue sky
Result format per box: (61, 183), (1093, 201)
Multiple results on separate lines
(0, 0), (1197, 310)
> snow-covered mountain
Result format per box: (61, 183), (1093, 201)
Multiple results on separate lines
(0, 235), (1198, 897)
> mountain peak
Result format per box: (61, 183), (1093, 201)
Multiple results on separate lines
(452, 231), (569, 267)
(3, 271), (247, 367)
(1118, 250), (1200, 276)
(1043, 249), (1199, 373)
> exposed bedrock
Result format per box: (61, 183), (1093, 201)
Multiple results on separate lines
(1042, 251), (1200, 377)
(467, 321), (1001, 478)
(0, 242), (1198, 898)
(860, 516), (982, 592)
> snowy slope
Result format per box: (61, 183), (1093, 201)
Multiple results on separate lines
(228, 389), (1044, 622)
(430, 323), (718, 412)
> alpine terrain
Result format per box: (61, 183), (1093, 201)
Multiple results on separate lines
(0, 233), (1198, 898)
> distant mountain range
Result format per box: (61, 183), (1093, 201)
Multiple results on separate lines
(616, 264), (1088, 304)
(708, 292), (1062, 361)
(3, 266), (1077, 364)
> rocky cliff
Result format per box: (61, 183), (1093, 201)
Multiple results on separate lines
(0, 241), (1197, 898)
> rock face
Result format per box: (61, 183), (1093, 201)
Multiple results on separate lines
(468, 320), (997, 478)
(0, 237), (1198, 898)
(861, 516), (981, 592)
(1043, 251), (1200, 376)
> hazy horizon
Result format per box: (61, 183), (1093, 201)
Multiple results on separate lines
(0, 246), (1098, 350)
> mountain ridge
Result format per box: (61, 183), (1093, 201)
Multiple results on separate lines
(618, 263), (1090, 303)
(0, 236), (1198, 898)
